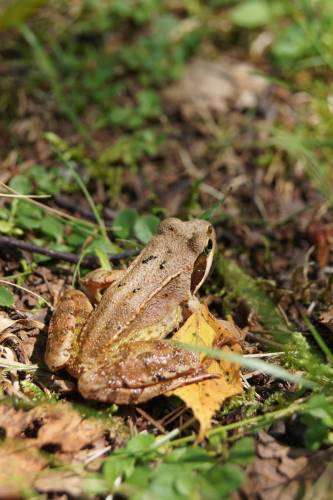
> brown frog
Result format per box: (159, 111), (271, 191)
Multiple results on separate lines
(45, 218), (217, 404)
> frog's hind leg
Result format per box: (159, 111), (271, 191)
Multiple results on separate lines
(45, 289), (93, 376)
(78, 340), (217, 404)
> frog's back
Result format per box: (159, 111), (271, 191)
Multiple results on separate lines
(79, 226), (190, 360)
(79, 218), (214, 362)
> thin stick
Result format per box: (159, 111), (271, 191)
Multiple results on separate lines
(71, 234), (95, 286)
(0, 194), (51, 199)
(84, 446), (112, 465)
(54, 194), (116, 222)
(68, 165), (110, 244)
(0, 279), (54, 310)
(0, 234), (138, 267)
(136, 407), (166, 434)
(170, 396), (317, 447)
(0, 181), (96, 228)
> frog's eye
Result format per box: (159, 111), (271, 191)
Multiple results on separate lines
(204, 238), (214, 255)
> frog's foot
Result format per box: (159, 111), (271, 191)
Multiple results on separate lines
(80, 268), (126, 303)
(78, 340), (218, 404)
(45, 289), (93, 375)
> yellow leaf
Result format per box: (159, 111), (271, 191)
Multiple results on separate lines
(168, 304), (243, 441)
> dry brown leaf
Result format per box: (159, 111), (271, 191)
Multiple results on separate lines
(238, 432), (333, 500)
(0, 310), (46, 365)
(168, 304), (243, 440)
(0, 312), (16, 333)
(0, 440), (46, 498)
(34, 470), (83, 497)
(0, 402), (127, 462)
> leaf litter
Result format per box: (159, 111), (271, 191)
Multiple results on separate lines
(238, 431), (333, 500)
(0, 402), (128, 496)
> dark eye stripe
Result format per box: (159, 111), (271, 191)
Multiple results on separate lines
(191, 254), (207, 293)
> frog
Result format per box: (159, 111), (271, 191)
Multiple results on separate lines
(45, 217), (217, 404)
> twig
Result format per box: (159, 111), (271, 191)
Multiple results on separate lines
(0, 181), (96, 228)
(67, 165), (110, 245)
(0, 193), (51, 199)
(170, 396), (315, 447)
(136, 407), (166, 434)
(0, 279), (54, 309)
(84, 446), (112, 465)
(0, 235), (138, 267)
(54, 194), (117, 222)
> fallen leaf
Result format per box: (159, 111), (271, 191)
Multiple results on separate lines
(320, 306), (333, 333)
(0, 440), (46, 498)
(0, 312), (16, 333)
(168, 304), (243, 440)
(34, 470), (83, 497)
(238, 431), (333, 500)
(0, 402), (127, 462)
(0, 310), (46, 366)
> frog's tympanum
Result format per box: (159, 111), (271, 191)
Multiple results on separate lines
(45, 218), (217, 404)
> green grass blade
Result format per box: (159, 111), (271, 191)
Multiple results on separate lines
(172, 341), (314, 388)
(304, 317), (333, 364)
(20, 25), (88, 139)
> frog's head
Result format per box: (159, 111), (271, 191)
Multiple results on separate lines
(158, 217), (216, 294)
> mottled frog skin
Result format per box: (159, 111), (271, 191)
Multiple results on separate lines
(45, 218), (216, 404)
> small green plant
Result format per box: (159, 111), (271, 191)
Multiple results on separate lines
(1, 169), (117, 268)
(84, 433), (254, 499)
(113, 208), (160, 244)
(301, 395), (333, 450)
(0, 286), (14, 307)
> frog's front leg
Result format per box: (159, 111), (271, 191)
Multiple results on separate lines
(45, 289), (93, 376)
(78, 340), (217, 404)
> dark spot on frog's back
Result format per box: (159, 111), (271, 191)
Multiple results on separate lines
(160, 260), (166, 270)
(142, 255), (157, 264)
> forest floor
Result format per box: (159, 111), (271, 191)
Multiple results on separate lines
(0, 1), (333, 499)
